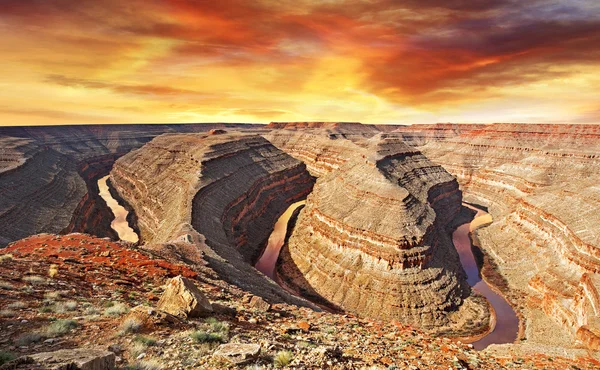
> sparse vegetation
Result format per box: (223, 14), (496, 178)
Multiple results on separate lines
(104, 302), (129, 316)
(206, 317), (229, 334)
(22, 275), (45, 285)
(273, 350), (293, 367)
(7, 301), (27, 309)
(189, 330), (226, 343)
(0, 309), (16, 317)
(0, 351), (15, 365)
(44, 291), (61, 301)
(125, 359), (163, 370)
(134, 335), (157, 346)
(15, 332), (42, 346)
(0, 254), (13, 263)
(64, 301), (78, 311)
(129, 342), (147, 358)
(48, 264), (59, 278)
(0, 280), (14, 290)
(120, 317), (143, 334)
(45, 319), (78, 337)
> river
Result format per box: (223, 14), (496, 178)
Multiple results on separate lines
(97, 175), (139, 243)
(454, 205), (519, 350)
(255, 200), (306, 279)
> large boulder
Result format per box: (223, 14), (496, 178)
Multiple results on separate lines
(0, 348), (115, 370)
(157, 275), (212, 318)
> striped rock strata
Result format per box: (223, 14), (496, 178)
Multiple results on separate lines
(268, 125), (489, 333)
(109, 132), (316, 305)
(0, 124), (262, 246)
(394, 123), (600, 352)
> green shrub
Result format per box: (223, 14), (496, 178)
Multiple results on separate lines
(14, 332), (42, 346)
(134, 335), (157, 346)
(120, 317), (143, 334)
(104, 302), (129, 316)
(0, 351), (15, 365)
(273, 350), (293, 367)
(190, 330), (225, 343)
(45, 319), (78, 336)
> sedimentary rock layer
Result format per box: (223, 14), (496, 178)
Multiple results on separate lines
(0, 124), (262, 246)
(395, 123), (600, 351)
(109, 131), (316, 305)
(271, 128), (488, 332)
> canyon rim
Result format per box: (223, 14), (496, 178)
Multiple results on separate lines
(2, 0), (600, 368)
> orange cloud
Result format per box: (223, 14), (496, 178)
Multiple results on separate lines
(0, 0), (599, 125)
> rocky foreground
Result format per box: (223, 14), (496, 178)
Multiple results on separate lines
(1, 234), (597, 369)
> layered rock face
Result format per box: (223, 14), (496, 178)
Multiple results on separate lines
(109, 132), (316, 305)
(268, 126), (488, 332)
(0, 124), (262, 246)
(395, 124), (600, 351)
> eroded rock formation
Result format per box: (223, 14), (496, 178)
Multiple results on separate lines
(267, 125), (489, 333)
(395, 123), (600, 351)
(0, 124), (262, 246)
(109, 132), (316, 305)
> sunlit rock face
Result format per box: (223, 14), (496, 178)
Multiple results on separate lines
(109, 131), (317, 306)
(394, 123), (600, 351)
(268, 125), (489, 334)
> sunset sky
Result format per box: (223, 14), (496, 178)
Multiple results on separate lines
(0, 0), (599, 125)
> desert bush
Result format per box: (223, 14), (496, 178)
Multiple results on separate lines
(129, 342), (147, 358)
(0, 310), (16, 318)
(104, 302), (129, 316)
(0, 280), (14, 290)
(120, 317), (143, 334)
(22, 275), (45, 285)
(64, 301), (78, 311)
(125, 359), (163, 370)
(44, 291), (61, 301)
(205, 317), (229, 334)
(134, 335), (157, 346)
(14, 332), (42, 346)
(273, 350), (293, 368)
(0, 351), (15, 365)
(48, 264), (59, 278)
(45, 319), (78, 336)
(7, 301), (26, 309)
(189, 330), (225, 343)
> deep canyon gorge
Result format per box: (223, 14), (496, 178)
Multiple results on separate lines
(1, 122), (599, 368)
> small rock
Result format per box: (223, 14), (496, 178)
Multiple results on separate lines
(248, 318), (258, 324)
(157, 276), (212, 318)
(107, 344), (123, 354)
(297, 321), (311, 332)
(249, 296), (271, 312)
(213, 343), (261, 365)
(136, 352), (146, 360)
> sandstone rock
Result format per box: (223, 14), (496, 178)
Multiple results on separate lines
(274, 130), (486, 332)
(249, 296), (271, 312)
(7, 348), (115, 370)
(212, 343), (261, 365)
(109, 132), (316, 307)
(396, 123), (600, 351)
(157, 276), (212, 318)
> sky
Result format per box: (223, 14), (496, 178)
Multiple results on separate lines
(0, 0), (599, 126)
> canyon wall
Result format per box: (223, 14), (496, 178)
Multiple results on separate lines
(266, 125), (489, 334)
(0, 124), (262, 246)
(109, 131), (316, 306)
(394, 124), (600, 351)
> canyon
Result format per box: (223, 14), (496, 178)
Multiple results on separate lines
(1, 122), (599, 368)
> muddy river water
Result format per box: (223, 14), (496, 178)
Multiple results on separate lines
(97, 175), (139, 243)
(453, 205), (519, 349)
